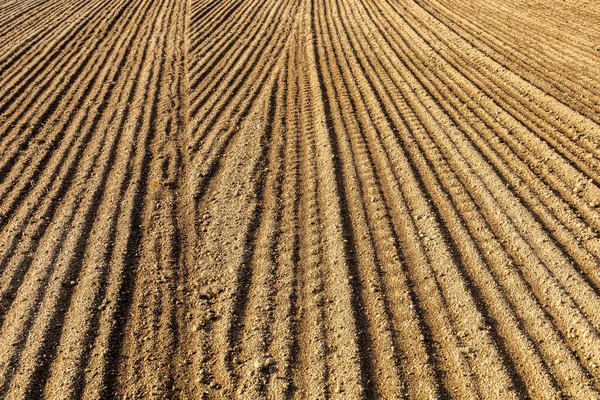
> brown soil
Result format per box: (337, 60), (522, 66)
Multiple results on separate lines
(1, 0), (600, 398)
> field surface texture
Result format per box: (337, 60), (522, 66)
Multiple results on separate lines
(1, 0), (600, 398)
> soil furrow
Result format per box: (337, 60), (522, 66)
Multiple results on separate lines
(3, 0), (600, 397)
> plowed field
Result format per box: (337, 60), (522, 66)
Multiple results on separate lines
(1, 0), (600, 398)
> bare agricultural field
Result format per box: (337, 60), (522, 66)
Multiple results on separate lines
(1, 0), (600, 398)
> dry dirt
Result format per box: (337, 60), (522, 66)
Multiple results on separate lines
(1, 0), (600, 398)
